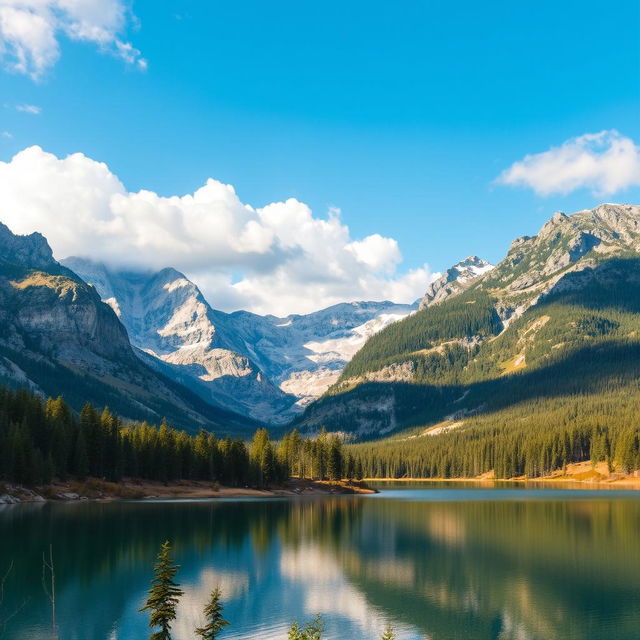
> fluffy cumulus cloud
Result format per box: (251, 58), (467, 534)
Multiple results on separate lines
(0, 0), (146, 79)
(0, 146), (433, 315)
(497, 130), (640, 197)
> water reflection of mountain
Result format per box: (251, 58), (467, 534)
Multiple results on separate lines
(331, 498), (640, 640)
(1, 495), (639, 640)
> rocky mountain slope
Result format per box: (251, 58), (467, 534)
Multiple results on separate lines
(0, 223), (255, 434)
(296, 203), (640, 437)
(419, 255), (493, 308)
(63, 257), (417, 423)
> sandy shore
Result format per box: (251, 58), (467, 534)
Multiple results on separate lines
(366, 461), (640, 489)
(0, 477), (377, 504)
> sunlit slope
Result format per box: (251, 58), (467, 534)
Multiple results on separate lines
(296, 204), (640, 438)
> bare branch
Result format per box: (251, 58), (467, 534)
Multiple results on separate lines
(41, 546), (57, 639)
(0, 561), (29, 640)
(0, 561), (13, 607)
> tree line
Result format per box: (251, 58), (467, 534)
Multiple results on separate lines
(347, 389), (640, 479)
(0, 387), (363, 488)
(4, 380), (640, 489)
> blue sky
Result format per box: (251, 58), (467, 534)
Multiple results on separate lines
(0, 0), (639, 313)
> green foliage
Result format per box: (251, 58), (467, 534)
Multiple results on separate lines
(278, 427), (351, 482)
(0, 387), (279, 488)
(250, 428), (279, 487)
(327, 436), (343, 481)
(340, 290), (500, 380)
(380, 625), (396, 640)
(140, 541), (184, 640)
(195, 588), (229, 640)
(288, 614), (325, 640)
(299, 258), (640, 458)
(348, 385), (640, 479)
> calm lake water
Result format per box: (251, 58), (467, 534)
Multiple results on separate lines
(1, 484), (639, 640)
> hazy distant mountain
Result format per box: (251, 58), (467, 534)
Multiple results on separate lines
(63, 257), (418, 423)
(296, 203), (640, 437)
(0, 223), (254, 434)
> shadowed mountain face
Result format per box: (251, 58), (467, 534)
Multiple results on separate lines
(63, 257), (418, 424)
(0, 223), (255, 434)
(294, 203), (640, 438)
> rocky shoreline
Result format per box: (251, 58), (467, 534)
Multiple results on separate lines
(0, 477), (377, 504)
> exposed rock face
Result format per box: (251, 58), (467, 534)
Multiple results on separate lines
(0, 222), (54, 269)
(0, 229), (133, 369)
(0, 224), (254, 434)
(432, 204), (640, 331)
(63, 258), (296, 423)
(485, 203), (640, 323)
(226, 301), (417, 406)
(294, 203), (640, 437)
(419, 256), (494, 309)
(64, 257), (417, 423)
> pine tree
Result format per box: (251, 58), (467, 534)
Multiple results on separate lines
(380, 624), (396, 640)
(250, 428), (276, 487)
(327, 436), (343, 481)
(287, 614), (325, 640)
(140, 541), (184, 640)
(73, 426), (89, 480)
(195, 588), (229, 639)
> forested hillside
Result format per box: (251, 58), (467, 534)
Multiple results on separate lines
(0, 386), (359, 488)
(296, 204), (640, 452)
(0, 222), (255, 435)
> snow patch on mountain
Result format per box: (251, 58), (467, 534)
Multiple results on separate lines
(62, 257), (416, 423)
(419, 256), (493, 309)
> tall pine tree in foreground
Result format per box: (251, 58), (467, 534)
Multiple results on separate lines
(140, 541), (184, 640)
(195, 588), (229, 639)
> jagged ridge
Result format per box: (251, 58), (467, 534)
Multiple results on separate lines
(294, 203), (640, 437)
(0, 224), (256, 434)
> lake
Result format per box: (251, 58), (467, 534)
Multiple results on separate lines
(1, 484), (639, 640)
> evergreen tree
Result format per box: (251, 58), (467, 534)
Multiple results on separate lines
(380, 624), (396, 640)
(287, 615), (325, 640)
(140, 541), (184, 640)
(250, 428), (277, 487)
(327, 436), (343, 481)
(73, 426), (89, 480)
(195, 588), (229, 640)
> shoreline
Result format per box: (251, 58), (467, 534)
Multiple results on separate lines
(0, 477), (377, 504)
(366, 461), (640, 490)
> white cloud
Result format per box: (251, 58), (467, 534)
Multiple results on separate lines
(0, 145), (433, 315)
(0, 0), (146, 79)
(1, 130), (11, 138)
(346, 233), (401, 274)
(496, 130), (640, 196)
(15, 102), (40, 114)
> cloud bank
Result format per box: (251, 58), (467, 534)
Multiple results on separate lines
(0, 146), (432, 315)
(497, 130), (640, 196)
(0, 0), (146, 79)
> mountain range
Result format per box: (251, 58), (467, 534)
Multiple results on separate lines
(61, 257), (420, 424)
(0, 223), (254, 434)
(0, 221), (442, 432)
(296, 202), (640, 438)
(3, 202), (639, 442)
